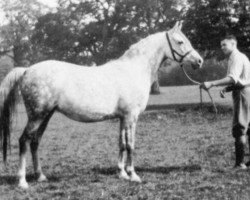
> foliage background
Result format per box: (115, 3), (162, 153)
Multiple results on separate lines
(0, 0), (250, 85)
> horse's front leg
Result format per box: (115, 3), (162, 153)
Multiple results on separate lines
(118, 118), (130, 180)
(126, 118), (141, 182)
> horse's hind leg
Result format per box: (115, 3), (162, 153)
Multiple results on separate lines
(30, 110), (55, 182)
(18, 119), (43, 189)
(18, 111), (54, 189)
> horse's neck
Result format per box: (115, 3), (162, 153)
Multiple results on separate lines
(118, 32), (166, 84)
(149, 47), (165, 85)
(136, 45), (165, 85)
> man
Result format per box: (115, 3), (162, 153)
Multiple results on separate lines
(200, 35), (250, 169)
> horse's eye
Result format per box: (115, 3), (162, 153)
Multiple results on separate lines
(178, 41), (184, 45)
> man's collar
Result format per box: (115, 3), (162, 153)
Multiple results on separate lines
(229, 48), (239, 59)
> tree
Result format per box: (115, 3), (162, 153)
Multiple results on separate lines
(31, 0), (187, 63)
(31, 0), (188, 92)
(31, 0), (138, 65)
(184, 0), (250, 59)
(31, 12), (79, 63)
(0, 0), (49, 66)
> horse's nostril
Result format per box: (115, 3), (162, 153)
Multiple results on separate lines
(197, 59), (203, 65)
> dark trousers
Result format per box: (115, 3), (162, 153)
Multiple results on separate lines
(232, 88), (250, 165)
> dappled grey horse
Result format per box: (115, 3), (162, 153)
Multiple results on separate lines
(0, 22), (203, 189)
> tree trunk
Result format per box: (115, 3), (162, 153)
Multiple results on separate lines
(150, 73), (160, 94)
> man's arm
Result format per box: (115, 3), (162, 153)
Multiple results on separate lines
(200, 76), (234, 90)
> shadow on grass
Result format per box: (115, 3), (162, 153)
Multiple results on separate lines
(0, 175), (17, 185)
(92, 166), (118, 175)
(146, 102), (232, 114)
(0, 174), (37, 186)
(137, 164), (202, 174)
(0, 174), (61, 186)
(92, 164), (201, 175)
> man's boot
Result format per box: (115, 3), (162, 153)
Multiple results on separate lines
(245, 134), (250, 167)
(234, 139), (247, 169)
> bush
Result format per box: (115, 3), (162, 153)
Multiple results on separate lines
(0, 55), (14, 82)
(159, 58), (227, 86)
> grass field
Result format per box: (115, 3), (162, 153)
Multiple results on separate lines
(1, 86), (250, 200)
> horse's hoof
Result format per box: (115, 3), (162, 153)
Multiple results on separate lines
(130, 173), (142, 183)
(119, 171), (130, 180)
(37, 174), (47, 182)
(18, 180), (29, 189)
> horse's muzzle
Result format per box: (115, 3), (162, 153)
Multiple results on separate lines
(191, 58), (203, 70)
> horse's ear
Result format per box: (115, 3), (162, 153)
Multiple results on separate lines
(178, 21), (183, 30)
(173, 21), (179, 30)
(172, 21), (183, 31)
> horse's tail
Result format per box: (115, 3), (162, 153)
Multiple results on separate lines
(0, 67), (27, 162)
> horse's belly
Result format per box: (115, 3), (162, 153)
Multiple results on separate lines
(58, 108), (117, 122)
(57, 95), (119, 122)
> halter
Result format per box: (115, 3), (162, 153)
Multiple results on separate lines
(166, 32), (192, 63)
(165, 31), (218, 117)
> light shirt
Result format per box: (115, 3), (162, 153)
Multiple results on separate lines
(227, 49), (250, 86)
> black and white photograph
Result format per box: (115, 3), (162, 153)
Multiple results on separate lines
(0, 0), (250, 199)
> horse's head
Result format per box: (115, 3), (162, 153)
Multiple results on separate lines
(165, 21), (203, 70)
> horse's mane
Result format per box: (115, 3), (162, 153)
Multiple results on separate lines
(121, 32), (164, 60)
(100, 32), (165, 67)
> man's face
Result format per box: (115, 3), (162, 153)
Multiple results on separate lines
(220, 39), (236, 56)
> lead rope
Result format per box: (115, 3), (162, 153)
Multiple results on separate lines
(181, 64), (218, 117)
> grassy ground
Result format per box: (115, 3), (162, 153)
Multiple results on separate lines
(0, 87), (249, 200)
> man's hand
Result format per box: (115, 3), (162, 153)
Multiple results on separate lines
(200, 82), (213, 90)
(220, 88), (226, 98)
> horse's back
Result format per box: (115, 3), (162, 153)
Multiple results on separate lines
(19, 60), (120, 119)
(19, 60), (150, 121)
